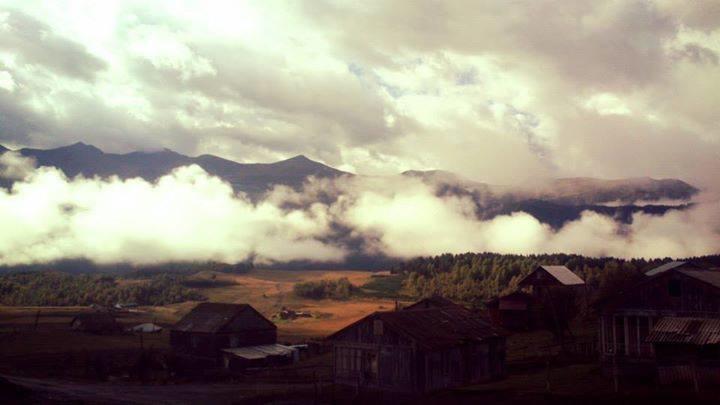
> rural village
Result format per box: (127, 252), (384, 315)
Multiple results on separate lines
(2, 260), (720, 403)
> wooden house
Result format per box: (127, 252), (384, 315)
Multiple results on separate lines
(327, 305), (506, 393)
(70, 312), (121, 334)
(599, 262), (720, 374)
(646, 317), (720, 387)
(170, 303), (277, 357)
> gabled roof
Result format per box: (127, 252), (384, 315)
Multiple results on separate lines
(328, 307), (505, 350)
(518, 265), (585, 287)
(677, 269), (720, 289)
(644, 261), (702, 276)
(597, 266), (720, 312)
(647, 317), (720, 345)
(403, 296), (466, 311)
(172, 302), (275, 333)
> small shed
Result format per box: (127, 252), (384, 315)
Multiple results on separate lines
(170, 303), (277, 357)
(647, 317), (720, 386)
(129, 323), (163, 333)
(328, 305), (506, 393)
(70, 313), (121, 334)
(221, 344), (298, 371)
(485, 291), (534, 331)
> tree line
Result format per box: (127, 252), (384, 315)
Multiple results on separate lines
(0, 271), (205, 306)
(393, 252), (720, 308)
(293, 277), (356, 300)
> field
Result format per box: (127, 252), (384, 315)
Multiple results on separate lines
(0, 269), (403, 370)
(2, 268), (712, 403)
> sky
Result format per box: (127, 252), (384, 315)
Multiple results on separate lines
(0, 0), (718, 188)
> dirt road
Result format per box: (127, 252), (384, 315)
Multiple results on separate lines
(3, 374), (319, 404)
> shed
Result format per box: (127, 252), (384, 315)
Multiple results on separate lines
(328, 305), (506, 393)
(647, 317), (720, 386)
(170, 303), (277, 357)
(221, 344), (298, 371)
(486, 291), (534, 330)
(70, 313), (121, 334)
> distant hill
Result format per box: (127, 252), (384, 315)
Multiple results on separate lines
(1, 142), (700, 227)
(403, 170), (698, 228)
(8, 142), (349, 196)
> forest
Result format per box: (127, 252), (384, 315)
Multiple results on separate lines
(393, 253), (720, 308)
(0, 271), (205, 306)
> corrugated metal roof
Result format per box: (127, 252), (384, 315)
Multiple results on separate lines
(172, 303), (274, 333)
(647, 317), (720, 345)
(645, 261), (688, 276)
(222, 344), (296, 360)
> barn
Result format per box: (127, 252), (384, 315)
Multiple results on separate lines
(327, 305), (506, 393)
(170, 303), (277, 357)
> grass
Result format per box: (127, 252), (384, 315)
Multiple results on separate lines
(358, 274), (408, 299)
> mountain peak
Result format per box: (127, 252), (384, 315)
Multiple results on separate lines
(61, 142), (103, 154)
(287, 154), (312, 162)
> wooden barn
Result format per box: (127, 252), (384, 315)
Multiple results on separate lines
(485, 291), (534, 331)
(647, 317), (720, 388)
(328, 305), (506, 393)
(170, 303), (277, 357)
(70, 312), (121, 334)
(599, 262), (720, 375)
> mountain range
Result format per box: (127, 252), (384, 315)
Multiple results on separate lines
(0, 142), (699, 228)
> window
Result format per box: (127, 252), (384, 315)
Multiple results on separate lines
(373, 320), (383, 336)
(668, 279), (681, 297)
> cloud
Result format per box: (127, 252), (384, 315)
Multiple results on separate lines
(1, 154), (719, 265)
(0, 1), (717, 188)
(0, 153), (345, 265)
(0, 9), (106, 80)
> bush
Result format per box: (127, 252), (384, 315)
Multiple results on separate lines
(293, 277), (356, 300)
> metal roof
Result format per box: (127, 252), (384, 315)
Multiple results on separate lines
(222, 344), (296, 360)
(129, 323), (162, 333)
(540, 266), (585, 285)
(172, 302), (275, 333)
(518, 265), (585, 286)
(678, 269), (720, 289)
(647, 317), (720, 345)
(645, 261), (689, 276)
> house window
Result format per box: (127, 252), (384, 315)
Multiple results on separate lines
(668, 279), (681, 297)
(373, 320), (383, 336)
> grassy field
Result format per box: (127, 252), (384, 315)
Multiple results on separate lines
(0, 268), (405, 360)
